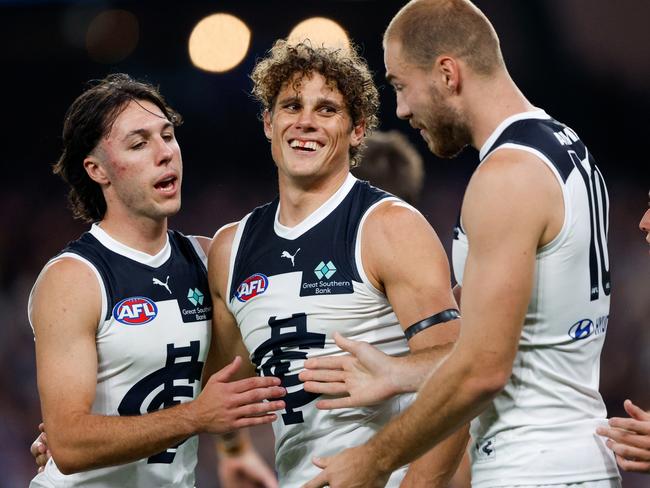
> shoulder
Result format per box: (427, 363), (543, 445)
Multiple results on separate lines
(207, 222), (240, 296)
(30, 257), (102, 332)
(364, 199), (436, 243)
(464, 148), (561, 244)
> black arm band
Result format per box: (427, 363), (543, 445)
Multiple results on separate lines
(404, 309), (460, 340)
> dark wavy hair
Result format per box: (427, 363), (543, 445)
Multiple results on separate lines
(53, 73), (182, 222)
(250, 40), (379, 167)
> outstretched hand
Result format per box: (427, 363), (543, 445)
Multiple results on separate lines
(193, 356), (286, 433)
(299, 332), (399, 409)
(597, 399), (650, 473)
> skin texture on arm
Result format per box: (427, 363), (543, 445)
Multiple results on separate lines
(303, 150), (561, 487)
(300, 202), (459, 405)
(32, 255), (285, 475)
(361, 201), (467, 487)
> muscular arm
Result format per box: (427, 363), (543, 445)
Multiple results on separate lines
(305, 150), (562, 487)
(363, 201), (467, 486)
(33, 254), (284, 474)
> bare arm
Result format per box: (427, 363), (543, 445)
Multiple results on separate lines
(300, 202), (458, 404)
(33, 257), (284, 475)
(305, 150), (560, 487)
(362, 202), (467, 487)
(208, 223), (280, 488)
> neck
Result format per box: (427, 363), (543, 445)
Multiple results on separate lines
(465, 70), (536, 151)
(277, 169), (349, 227)
(99, 210), (169, 255)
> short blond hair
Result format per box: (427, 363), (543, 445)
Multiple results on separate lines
(385, 0), (504, 75)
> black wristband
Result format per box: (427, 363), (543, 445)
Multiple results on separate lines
(404, 309), (460, 340)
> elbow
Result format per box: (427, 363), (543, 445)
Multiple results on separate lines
(465, 362), (511, 402)
(48, 436), (92, 475)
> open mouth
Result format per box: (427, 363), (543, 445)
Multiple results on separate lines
(154, 175), (177, 192)
(289, 139), (324, 153)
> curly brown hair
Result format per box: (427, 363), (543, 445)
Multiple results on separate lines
(54, 73), (182, 222)
(251, 40), (379, 167)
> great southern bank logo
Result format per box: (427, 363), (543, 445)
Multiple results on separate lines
(236, 273), (269, 302)
(187, 288), (204, 306)
(113, 296), (158, 325)
(314, 261), (337, 279)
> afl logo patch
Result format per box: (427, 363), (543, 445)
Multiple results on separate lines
(113, 296), (158, 325)
(568, 319), (594, 340)
(236, 274), (269, 302)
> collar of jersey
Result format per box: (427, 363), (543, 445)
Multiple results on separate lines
(274, 173), (357, 240)
(479, 109), (550, 161)
(90, 223), (171, 267)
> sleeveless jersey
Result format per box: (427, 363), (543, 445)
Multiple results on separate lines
(29, 224), (212, 488)
(452, 111), (619, 486)
(227, 174), (412, 487)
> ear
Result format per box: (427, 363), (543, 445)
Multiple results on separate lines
(83, 154), (110, 186)
(349, 119), (366, 148)
(263, 109), (273, 141)
(436, 56), (461, 94)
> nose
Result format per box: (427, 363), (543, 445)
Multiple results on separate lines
(640, 208), (650, 234)
(295, 108), (317, 131)
(395, 94), (411, 120)
(155, 135), (174, 165)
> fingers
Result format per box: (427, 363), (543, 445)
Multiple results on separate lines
(236, 399), (286, 418)
(302, 458), (330, 488)
(315, 396), (355, 410)
(304, 381), (348, 396)
(232, 385), (286, 407)
(606, 417), (650, 436)
(231, 375), (282, 394)
(624, 399), (650, 421)
(303, 356), (350, 371)
(615, 452), (650, 473)
(234, 413), (279, 429)
(333, 332), (363, 355)
(606, 438), (650, 462)
(299, 369), (346, 383)
(212, 356), (243, 383)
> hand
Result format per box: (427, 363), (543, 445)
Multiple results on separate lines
(299, 332), (399, 409)
(30, 423), (51, 473)
(192, 356), (286, 434)
(302, 445), (390, 488)
(218, 443), (278, 488)
(597, 399), (650, 473)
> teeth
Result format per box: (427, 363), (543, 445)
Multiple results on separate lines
(289, 139), (322, 150)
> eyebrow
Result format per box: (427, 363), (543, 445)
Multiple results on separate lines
(277, 95), (344, 110)
(123, 121), (173, 141)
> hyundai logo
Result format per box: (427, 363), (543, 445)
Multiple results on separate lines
(568, 319), (594, 340)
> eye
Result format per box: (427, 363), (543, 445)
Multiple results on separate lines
(319, 105), (337, 114)
(131, 141), (146, 150)
(162, 132), (174, 142)
(282, 103), (300, 112)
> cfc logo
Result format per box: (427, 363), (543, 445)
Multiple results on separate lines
(113, 296), (158, 325)
(236, 274), (269, 302)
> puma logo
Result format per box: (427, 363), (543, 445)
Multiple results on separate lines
(152, 275), (171, 294)
(281, 248), (301, 267)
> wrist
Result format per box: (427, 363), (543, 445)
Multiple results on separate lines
(366, 436), (396, 475)
(388, 355), (412, 395)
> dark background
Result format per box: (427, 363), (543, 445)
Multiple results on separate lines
(0, 1), (648, 486)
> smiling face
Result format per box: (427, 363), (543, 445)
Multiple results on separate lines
(384, 39), (471, 159)
(263, 72), (365, 187)
(86, 99), (182, 223)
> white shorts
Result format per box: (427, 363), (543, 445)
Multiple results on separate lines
(498, 479), (621, 488)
